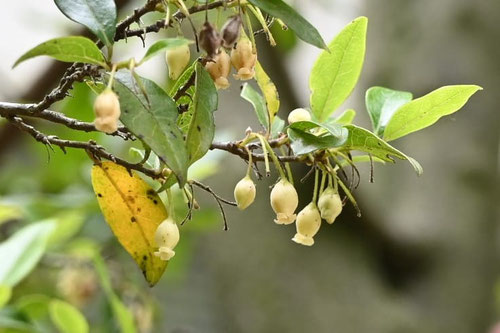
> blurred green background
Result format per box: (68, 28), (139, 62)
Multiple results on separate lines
(0, 0), (498, 332)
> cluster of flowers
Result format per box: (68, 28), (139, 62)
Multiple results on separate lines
(234, 108), (344, 246)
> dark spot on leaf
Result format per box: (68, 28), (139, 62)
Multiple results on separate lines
(143, 255), (147, 261)
(124, 109), (128, 113)
(153, 199), (158, 205)
(97, 193), (103, 197)
(137, 207), (142, 212)
(147, 189), (155, 196)
(197, 125), (201, 132)
(131, 216), (137, 222)
(138, 134), (144, 139)
(127, 195), (135, 203)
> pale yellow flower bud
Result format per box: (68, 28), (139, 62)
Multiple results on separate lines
(234, 176), (256, 210)
(318, 187), (342, 224)
(231, 38), (257, 80)
(166, 44), (191, 80)
(205, 50), (231, 89)
(93, 89), (120, 134)
(270, 178), (298, 225)
(154, 218), (180, 261)
(292, 202), (321, 246)
(287, 108), (311, 124)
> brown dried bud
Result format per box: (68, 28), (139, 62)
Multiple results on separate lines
(221, 15), (242, 48)
(199, 22), (221, 58)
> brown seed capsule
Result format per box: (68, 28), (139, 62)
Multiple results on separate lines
(205, 49), (231, 89)
(199, 21), (221, 58)
(221, 15), (242, 48)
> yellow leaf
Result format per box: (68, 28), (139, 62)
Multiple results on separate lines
(91, 161), (168, 286)
(255, 62), (280, 126)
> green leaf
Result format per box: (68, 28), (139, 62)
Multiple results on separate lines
(341, 125), (422, 175)
(113, 71), (189, 186)
(184, 63), (218, 164)
(383, 85), (482, 141)
(271, 116), (285, 139)
(93, 254), (137, 333)
(49, 299), (89, 333)
(140, 38), (193, 64)
(365, 87), (412, 136)
(289, 120), (348, 139)
(248, 0), (327, 50)
(255, 62), (280, 126)
(13, 36), (106, 68)
(336, 155), (386, 168)
(54, 0), (117, 47)
(0, 285), (12, 308)
(47, 210), (85, 248)
(0, 221), (55, 287)
(288, 128), (347, 155)
(241, 83), (268, 130)
(310, 17), (367, 122)
(330, 109), (356, 125)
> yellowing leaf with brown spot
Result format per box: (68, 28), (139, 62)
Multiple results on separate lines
(91, 161), (168, 286)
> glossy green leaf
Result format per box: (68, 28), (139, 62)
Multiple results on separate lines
(0, 285), (11, 308)
(255, 62), (280, 126)
(365, 87), (412, 136)
(310, 17), (367, 122)
(383, 85), (482, 141)
(248, 0), (327, 50)
(184, 63), (218, 164)
(271, 116), (285, 139)
(113, 71), (189, 185)
(140, 38), (193, 64)
(54, 0), (117, 47)
(93, 254), (136, 333)
(13, 36), (106, 68)
(241, 83), (268, 130)
(331, 109), (356, 125)
(288, 128), (347, 155)
(0, 221), (55, 287)
(342, 125), (422, 175)
(49, 299), (89, 333)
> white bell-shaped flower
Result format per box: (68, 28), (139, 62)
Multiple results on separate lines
(154, 217), (180, 261)
(270, 178), (298, 225)
(234, 176), (256, 210)
(93, 89), (120, 134)
(318, 187), (343, 224)
(292, 202), (321, 246)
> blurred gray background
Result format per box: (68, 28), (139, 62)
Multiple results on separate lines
(0, 0), (498, 332)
